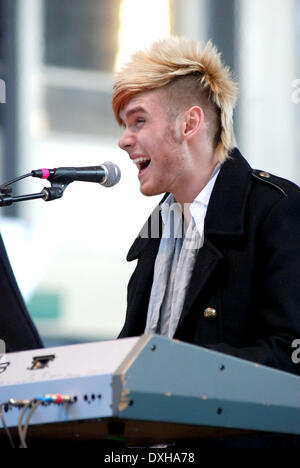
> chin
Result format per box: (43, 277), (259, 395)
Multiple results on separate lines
(140, 183), (163, 197)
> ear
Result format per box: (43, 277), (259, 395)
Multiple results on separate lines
(182, 106), (203, 139)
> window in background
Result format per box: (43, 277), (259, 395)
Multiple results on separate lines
(0, 0), (4, 180)
(42, 0), (173, 139)
(115, 0), (171, 69)
(42, 0), (122, 138)
(44, 0), (121, 72)
(0, 0), (18, 217)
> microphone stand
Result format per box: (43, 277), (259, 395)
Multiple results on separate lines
(0, 173), (70, 207)
(0, 191), (47, 207)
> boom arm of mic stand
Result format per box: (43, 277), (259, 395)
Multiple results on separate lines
(0, 190), (48, 207)
(0, 183), (70, 206)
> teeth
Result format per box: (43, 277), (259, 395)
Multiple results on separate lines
(133, 157), (150, 164)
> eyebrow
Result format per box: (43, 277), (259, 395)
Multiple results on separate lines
(120, 106), (149, 125)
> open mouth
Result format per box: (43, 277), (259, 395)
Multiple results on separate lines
(133, 157), (151, 173)
(139, 160), (151, 170)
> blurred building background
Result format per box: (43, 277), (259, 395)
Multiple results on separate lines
(0, 0), (299, 347)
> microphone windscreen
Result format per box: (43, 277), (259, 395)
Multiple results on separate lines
(101, 161), (121, 187)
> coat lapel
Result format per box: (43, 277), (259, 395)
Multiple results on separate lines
(204, 148), (253, 238)
(176, 238), (224, 328)
(177, 148), (254, 326)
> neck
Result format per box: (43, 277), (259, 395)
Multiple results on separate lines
(173, 157), (219, 211)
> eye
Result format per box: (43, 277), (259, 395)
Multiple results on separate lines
(136, 117), (145, 125)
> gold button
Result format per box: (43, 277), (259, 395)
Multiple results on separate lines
(204, 307), (217, 319)
(258, 171), (271, 178)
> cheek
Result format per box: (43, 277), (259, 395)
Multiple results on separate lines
(161, 141), (184, 170)
(148, 127), (184, 173)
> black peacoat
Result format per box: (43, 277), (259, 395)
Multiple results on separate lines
(119, 148), (300, 375)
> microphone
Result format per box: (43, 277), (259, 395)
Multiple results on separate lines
(31, 161), (121, 188)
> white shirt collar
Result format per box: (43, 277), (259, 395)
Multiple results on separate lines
(193, 162), (221, 208)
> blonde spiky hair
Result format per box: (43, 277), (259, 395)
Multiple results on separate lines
(112, 36), (238, 163)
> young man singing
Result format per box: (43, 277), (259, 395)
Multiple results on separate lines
(112, 36), (300, 376)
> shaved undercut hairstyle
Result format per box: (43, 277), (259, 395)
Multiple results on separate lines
(112, 36), (238, 163)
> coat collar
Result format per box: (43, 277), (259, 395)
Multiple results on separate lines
(127, 148), (253, 261)
(205, 147), (253, 238)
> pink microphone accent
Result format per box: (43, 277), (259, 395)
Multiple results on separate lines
(40, 168), (50, 179)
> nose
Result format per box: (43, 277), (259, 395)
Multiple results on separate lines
(118, 127), (135, 152)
